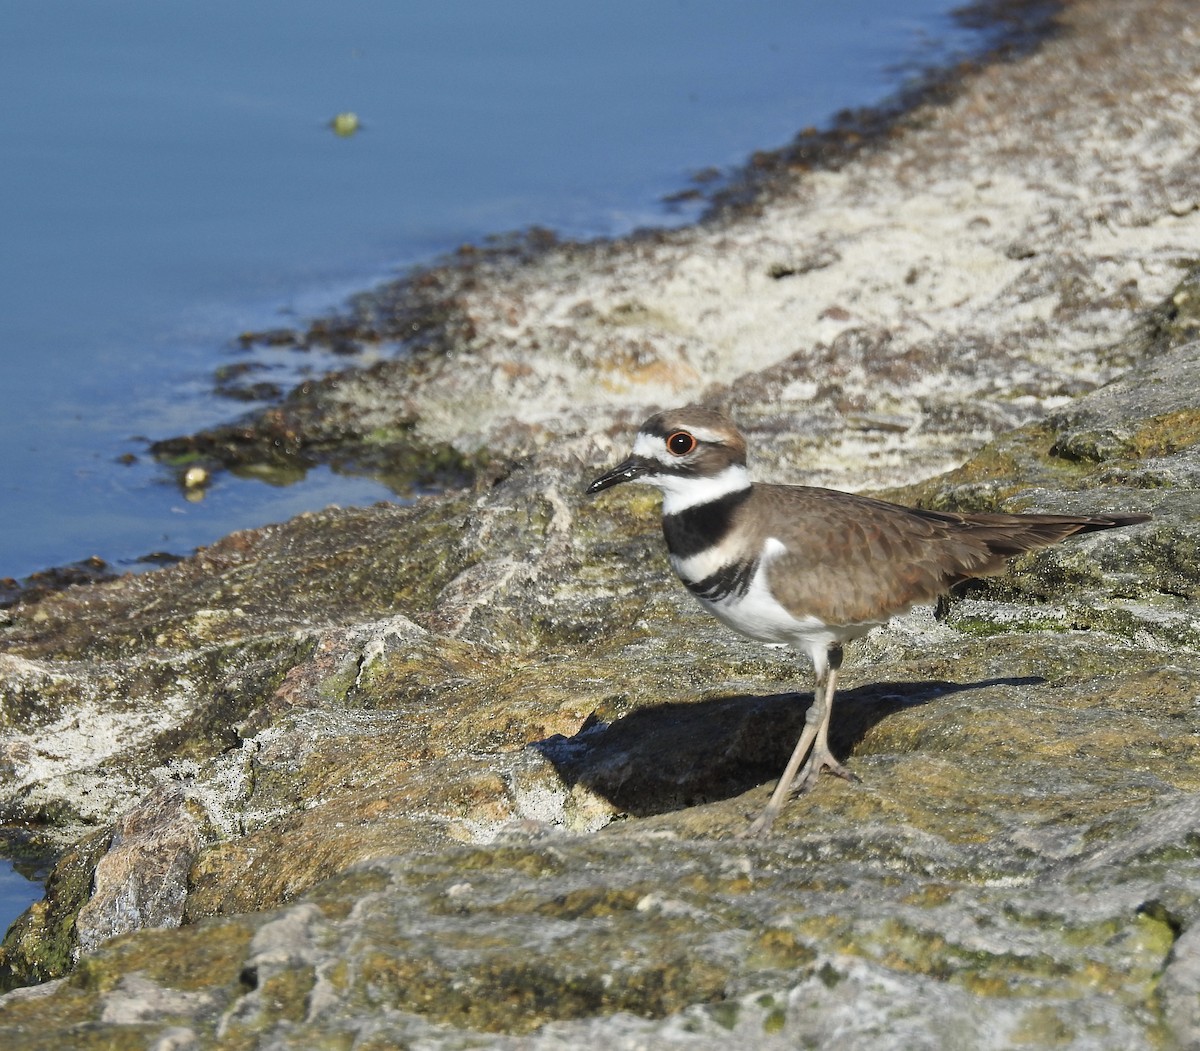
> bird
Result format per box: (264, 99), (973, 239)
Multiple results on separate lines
(586, 405), (1150, 835)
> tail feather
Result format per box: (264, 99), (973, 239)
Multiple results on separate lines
(962, 512), (1149, 555)
(1063, 513), (1153, 535)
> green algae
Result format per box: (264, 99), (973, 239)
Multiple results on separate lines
(0, 830), (111, 992)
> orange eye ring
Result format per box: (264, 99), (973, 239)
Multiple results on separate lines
(666, 431), (696, 456)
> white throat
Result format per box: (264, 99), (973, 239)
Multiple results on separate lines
(656, 463), (751, 514)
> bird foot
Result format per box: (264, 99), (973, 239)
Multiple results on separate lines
(792, 746), (860, 794)
(738, 747), (859, 839)
(739, 805), (782, 839)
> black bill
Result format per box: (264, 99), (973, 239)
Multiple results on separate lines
(586, 456), (649, 494)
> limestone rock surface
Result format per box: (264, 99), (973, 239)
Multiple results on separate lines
(4, 1), (1200, 1047)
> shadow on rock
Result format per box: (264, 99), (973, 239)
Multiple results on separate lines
(532, 677), (1042, 818)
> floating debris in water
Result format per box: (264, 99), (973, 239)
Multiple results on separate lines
(330, 112), (360, 137)
(183, 466), (210, 492)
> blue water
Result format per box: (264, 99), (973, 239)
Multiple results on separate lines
(0, 0), (986, 582)
(0, 1), (992, 938)
(0, 861), (41, 948)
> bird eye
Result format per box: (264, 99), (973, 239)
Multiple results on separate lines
(666, 431), (697, 456)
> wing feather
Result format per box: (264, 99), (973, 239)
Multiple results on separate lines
(755, 485), (1145, 627)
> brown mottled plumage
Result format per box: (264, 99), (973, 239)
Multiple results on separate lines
(588, 405), (1150, 835)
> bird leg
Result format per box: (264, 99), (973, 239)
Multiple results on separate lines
(797, 645), (858, 790)
(742, 644), (857, 837)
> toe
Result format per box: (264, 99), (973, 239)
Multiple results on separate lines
(797, 747), (859, 790)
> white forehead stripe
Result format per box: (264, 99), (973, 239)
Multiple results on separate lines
(631, 425), (734, 462)
(632, 431), (668, 460)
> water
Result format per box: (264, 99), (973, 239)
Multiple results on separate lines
(1, 0), (994, 938)
(0, 861), (42, 948)
(0, 0), (988, 582)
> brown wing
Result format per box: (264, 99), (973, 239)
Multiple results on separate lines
(754, 484), (1147, 627)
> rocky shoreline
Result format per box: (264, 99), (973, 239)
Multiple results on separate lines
(3, 0), (1200, 1046)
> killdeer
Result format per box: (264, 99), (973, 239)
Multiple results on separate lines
(587, 405), (1150, 836)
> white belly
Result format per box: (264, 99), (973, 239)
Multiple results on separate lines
(676, 540), (883, 667)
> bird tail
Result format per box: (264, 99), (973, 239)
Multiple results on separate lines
(903, 507), (1149, 580)
(958, 511), (1150, 558)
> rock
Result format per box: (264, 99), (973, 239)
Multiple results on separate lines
(4, 0), (1200, 1047)
(73, 787), (203, 958)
